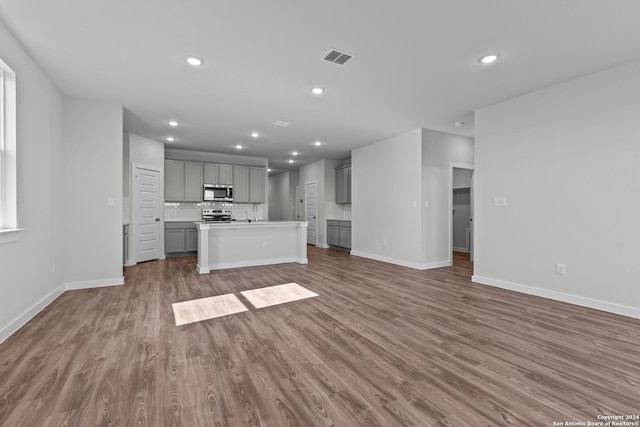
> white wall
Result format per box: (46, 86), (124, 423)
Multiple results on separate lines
(453, 168), (472, 189)
(288, 170), (299, 220)
(422, 130), (474, 266)
(351, 129), (424, 267)
(268, 171), (290, 220)
(473, 59), (640, 319)
(62, 98), (123, 287)
(0, 18), (65, 342)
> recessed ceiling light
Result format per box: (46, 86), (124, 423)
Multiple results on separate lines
(251, 132), (260, 138)
(454, 121), (465, 128)
(166, 136), (175, 142)
(292, 151), (299, 156)
(311, 87), (324, 95)
(186, 57), (203, 66)
(267, 168), (272, 172)
(478, 53), (500, 64)
(288, 159), (294, 164)
(168, 120), (179, 127)
(314, 140), (322, 146)
(235, 144), (243, 150)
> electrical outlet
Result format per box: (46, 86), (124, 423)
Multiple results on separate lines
(556, 263), (566, 275)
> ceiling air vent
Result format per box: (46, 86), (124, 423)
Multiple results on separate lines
(323, 49), (354, 65)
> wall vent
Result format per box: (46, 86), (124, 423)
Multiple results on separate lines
(323, 49), (354, 65)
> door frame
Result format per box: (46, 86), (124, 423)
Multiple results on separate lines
(131, 163), (164, 265)
(294, 185), (303, 221)
(449, 163), (474, 264)
(304, 180), (318, 246)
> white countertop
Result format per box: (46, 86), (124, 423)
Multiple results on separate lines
(195, 220), (307, 230)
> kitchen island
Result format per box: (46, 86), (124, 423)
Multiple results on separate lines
(195, 221), (308, 274)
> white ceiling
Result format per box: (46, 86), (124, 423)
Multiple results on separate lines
(1, 1), (639, 173)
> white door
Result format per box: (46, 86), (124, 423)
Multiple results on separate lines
(134, 167), (160, 262)
(305, 181), (317, 245)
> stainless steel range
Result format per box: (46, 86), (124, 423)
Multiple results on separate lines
(201, 208), (231, 223)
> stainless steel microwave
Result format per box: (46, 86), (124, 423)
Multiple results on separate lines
(203, 184), (233, 202)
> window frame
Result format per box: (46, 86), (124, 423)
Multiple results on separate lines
(0, 58), (21, 244)
(1, 67), (5, 228)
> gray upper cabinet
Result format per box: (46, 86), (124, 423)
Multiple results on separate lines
(233, 165), (250, 203)
(165, 160), (203, 202)
(233, 165), (265, 203)
(184, 162), (203, 202)
(219, 164), (233, 185)
(249, 167), (266, 203)
(204, 163), (233, 185)
(336, 165), (351, 204)
(165, 160), (185, 202)
(168, 160), (263, 204)
(204, 163), (219, 184)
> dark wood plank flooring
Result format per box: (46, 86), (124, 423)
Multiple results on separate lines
(0, 248), (639, 426)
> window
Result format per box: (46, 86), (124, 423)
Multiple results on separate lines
(0, 58), (19, 244)
(1, 67), (5, 227)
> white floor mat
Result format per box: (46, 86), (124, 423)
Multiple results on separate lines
(240, 282), (318, 309)
(172, 293), (248, 326)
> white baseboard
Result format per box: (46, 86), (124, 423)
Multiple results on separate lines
(0, 284), (65, 344)
(472, 275), (640, 320)
(422, 260), (452, 269)
(315, 243), (330, 249)
(209, 257), (300, 271)
(453, 247), (470, 253)
(64, 276), (124, 291)
(350, 250), (451, 270)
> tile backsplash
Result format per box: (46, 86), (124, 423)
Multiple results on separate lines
(326, 202), (351, 220)
(165, 202), (264, 221)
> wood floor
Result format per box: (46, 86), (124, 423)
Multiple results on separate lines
(1, 248), (639, 426)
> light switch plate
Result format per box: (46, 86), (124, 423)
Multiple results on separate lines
(493, 197), (507, 207)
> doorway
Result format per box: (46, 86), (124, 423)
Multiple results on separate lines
(449, 164), (474, 263)
(132, 165), (161, 263)
(304, 181), (317, 245)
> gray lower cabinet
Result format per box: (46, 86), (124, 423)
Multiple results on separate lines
(339, 221), (351, 248)
(123, 224), (129, 264)
(327, 220), (351, 249)
(165, 222), (198, 255)
(327, 220), (340, 246)
(185, 228), (198, 252)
